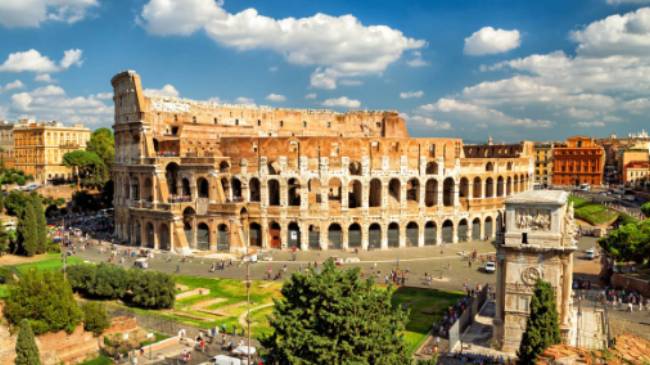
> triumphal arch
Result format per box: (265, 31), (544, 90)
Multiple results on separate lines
(493, 190), (578, 353)
(111, 70), (535, 254)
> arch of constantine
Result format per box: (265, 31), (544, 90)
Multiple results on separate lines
(111, 70), (535, 253)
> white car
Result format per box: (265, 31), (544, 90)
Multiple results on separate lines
(483, 261), (496, 273)
(585, 248), (598, 260)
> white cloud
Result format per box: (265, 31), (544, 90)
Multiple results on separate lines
(0, 49), (84, 73)
(464, 26), (521, 56)
(406, 51), (428, 67)
(268, 66), (278, 72)
(143, 84), (180, 97)
(400, 90), (424, 99)
(235, 96), (255, 105)
(265, 93), (286, 102)
(7, 85), (112, 126)
(139, 0), (425, 89)
(339, 79), (363, 86)
(409, 115), (452, 130)
(304, 93), (317, 100)
(0, 0), (98, 28)
(0, 80), (25, 93)
(94, 92), (113, 100)
(606, 0), (650, 5)
(577, 121), (606, 128)
(322, 96), (361, 109)
(35, 73), (54, 83)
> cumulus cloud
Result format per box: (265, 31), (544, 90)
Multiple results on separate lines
(400, 90), (424, 99)
(0, 0), (98, 28)
(339, 79), (363, 86)
(322, 96), (361, 108)
(235, 96), (255, 105)
(304, 93), (317, 100)
(0, 80), (25, 93)
(571, 7), (650, 56)
(143, 84), (180, 97)
(265, 93), (286, 102)
(0, 49), (84, 73)
(464, 26), (521, 56)
(409, 115), (452, 130)
(577, 121), (606, 127)
(35, 73), (54, 83)
(138, 0), (425, 89)
(7, 85), (112, 126)
(405, 51), (428, 67)
(606, 0), (650, 4)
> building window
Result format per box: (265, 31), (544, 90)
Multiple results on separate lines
(257, 120), (261, 126)
(280, 120), (284, 127)
(214, 118), (218, 124)
(303, 121), (307, 128)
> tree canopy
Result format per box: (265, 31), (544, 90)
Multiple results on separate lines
(642, 202), (650, 218)
(599, 220), (650, 264)
(63, 150), (106, 187)
(517, 280), (561, 364)
(261, 260), (410, 365)
(86, 128), (114, 169)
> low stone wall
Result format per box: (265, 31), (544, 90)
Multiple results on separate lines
(38, 325), (100, 365)
(611, 273), (650, 297)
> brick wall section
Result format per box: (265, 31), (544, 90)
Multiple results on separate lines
(611, 273), (650, 297)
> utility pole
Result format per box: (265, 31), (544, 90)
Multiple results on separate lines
(242, 213), (251, 364)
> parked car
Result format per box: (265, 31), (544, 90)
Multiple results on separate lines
(483, 261), (496, 273)
(134, 258), (149, 269)
(585, 248), (598, 260)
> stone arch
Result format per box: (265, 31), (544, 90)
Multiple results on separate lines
(308, 178), (321, 205)
(268, 221), (281, 249)
(472, 218), (481, 240)
(497, 176), (505, 197)
(406, 178), (420, 203)
(287, 222), (301, 248)
(146, 222), (154, 248)
(484, 216), (493, 240)
(506, 176), (512, 196)
(388, 178), (401, 205)
(165, 162), (179, 196)
(458, 219), (469, 242)
(143, 178), (153, 202)
(182, 177), (191, 197)
(348, 223), (362, 248)
(442, 220), (453, 244)
(425, 178), (438, 207)
(473, 177), (482, 198)
(308, 224), (320, 249)
(249, 222), (262, 247)
(513, 175), (519, 193)
(406, 221), (418, 247)
(217, 224), (229, 251)
(197, 177), (209, 198)
(443, 177), (455, 206)
(328, 223), (343, 249)
(287, 178), (301, 206)
(158, 223), (170, 251)
(459, 177), (469, 199)
(369, 178), (382, 207)
(328, 177), (342, 205)
(519, 174), (526, 192)
(348, 180), (362, 208)
(231, 177), (242, 200)
(368, 223), (382, 249)
(426, 161), (438, 174)
(424, 221), (437, 245)
(249, 177), (261, 202)
(485, 177), (494, 198)
(387, 222), (400, 248)
(196, 222), (210, 250)
(268, 179), (280, 206)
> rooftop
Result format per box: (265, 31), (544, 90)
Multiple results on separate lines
(506, 190), (568, 205)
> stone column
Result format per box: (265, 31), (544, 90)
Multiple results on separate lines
(437, 183), (443, 207)
(452, 221), (459, 244)
(300, 185), (308, 211)
(341, 182), (349, 209)
(418, 222), (424, 247)
(380, 224), (388, 250)
(561, 256), (572, 329)
(342, 224), (349, 250)
(280, 180), (287, 207)
(480, 217), (486, 241)
(436, 222), (442, 245)
(153, 223), (159, 250)
(399, 224), (406, 248)
(320, 223), (328, 251)
(362, 180), (369, 209)
(261, 217), (269, 248)
(454, 181), (460, 207)
(418, 182), (426, 209)
(139, 220), (147, 248)
(400, 180), (407, 210)
(361, 223), (369, 251)
(300, 223), (309, 251)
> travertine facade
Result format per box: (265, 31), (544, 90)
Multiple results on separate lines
(111, 70), (534, 253)
(13, 120), (91, 183)
(494, 190), (578, 353)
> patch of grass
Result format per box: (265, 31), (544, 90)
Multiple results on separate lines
(570, 195), (618, 225)
(0, 284), (8, 299)
(79, 355), (112, 365)
(12, 253), (83, 273)
(139, 331), (169, 347)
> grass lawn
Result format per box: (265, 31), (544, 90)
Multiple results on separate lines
(392, 286), (465, 355)
(569, 195), (618, 225)
(0, 284), (8, 299)
(79, 355), (112, 365)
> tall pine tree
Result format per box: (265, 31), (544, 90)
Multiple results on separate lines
(15, 319), (41, 365)
(261, 260), (410, 365)
(16, 202), (37, 256)
(31, 194), (47, 254)
(517, 279), (561, 364)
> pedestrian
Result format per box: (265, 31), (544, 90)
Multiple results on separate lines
(628, 302), (634, 312)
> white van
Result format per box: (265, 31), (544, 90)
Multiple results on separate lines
(134, 258), (149, 269)
(211, 355), (243, 365)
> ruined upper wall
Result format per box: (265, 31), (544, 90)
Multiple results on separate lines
(111, 70), (408, 139)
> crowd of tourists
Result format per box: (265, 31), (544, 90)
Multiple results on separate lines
(442, 352), (512, 364)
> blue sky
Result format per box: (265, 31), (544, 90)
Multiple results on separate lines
(1, 0), (650, 142)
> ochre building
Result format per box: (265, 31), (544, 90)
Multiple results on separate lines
(551, 136), (604, 187)
(13, 120), (91, 183)
(111, 70), (535, 253)
(0, 121), (14, 168)
(533, 142), (554, 187)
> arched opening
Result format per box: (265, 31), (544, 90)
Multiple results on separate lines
(406, 222), (418, 247)
(268, 221), (281, 249)
(513, 176), (519, 193)
(143, 178), (153, 202)
(249, 222), (262, 247)
(217, 224), (229, 251)
(443, 178), (455, 206)
(219, 161), (230, 173)
(328, 178), (342, 206)
(388, 222), (399, 248)
(442, 220), (453, 244)
(459, 177), (469, 199)
(486, 162), (494, 172)
(130, 178), (140, 200)
(249, 178), (261, 202)
(485, 177), (494, 198)
(349, 161), (362, 175)
(388, 178), (401, 205)
(153, 138), (159, 154)
(472, 218), (481, 240)
(197, 177), (209, 198)
(368, 223), (382, 249)
(183, 207), (195, 247)
(308, 178), (321, 205)
(328, 223), (342, 249)
(424, 221), (437, 245)
(268, 179), (280, 206)
(425, 179), (438, 207)
(287, 178), (301, 206)
(287, 222), (301, 248)
(506, 176), (512, 196)
(158, 224), (170, 251)
(308, 225), (320, 249)
(473, 177), (481, 198)
(484, 217), (493, 240)
(458, 219), (469, 242)
(197, 223), (210, 250)
(348, 180), (362, 208)
(348, 223), (362, 248)
(519, 174), (526, 192)
(406, 178), (419, 204)
(426, 161), (438, 174)
(182, 178), (191, 198)
(146, 222), (154, 248)
(133, 222), (141, 246)
(231, 177), (242, 201)
(497, 176), (504, 197)
(165, 163), (179, 196)
(369, 178), (382, 207)
(220, 177), (230, 201)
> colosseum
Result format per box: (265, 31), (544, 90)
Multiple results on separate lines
(111, 70), (534, 254)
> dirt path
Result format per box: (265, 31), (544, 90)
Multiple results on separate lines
(0, 253), (50, 266)
(238, 303), (274, 328)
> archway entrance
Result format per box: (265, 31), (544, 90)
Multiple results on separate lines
(328, 223), (342, 249)
(287, 222), (301, 248)
(442, 220), (453, 244)
(308, 225), (320, 249)
(387, 222), (399, 248)
(458, 219), (468, 242)
(472, 218), (481, 240)
(406, 222), (418, 247)
(249, 223), (262, 247)
(348, 223), (361, 248)
(268, 222), (281, 249)
(424, 221), (437, 245)
(197, 223), (210, 250)
(217, 224), (229, 251)
(368, 223), (381, 249)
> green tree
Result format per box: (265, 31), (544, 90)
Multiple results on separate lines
(0, 220), (9, 255)
(86, 128), (114, 171)
(261, 260), (409, 365)
(81, 302), (110, 336)
(598, 220), (650, 264)
(127, 270), (176, 309)
(3, 270), (82, 335)
(4, 190), (31, 216)
(62, 150), (105, 188)
(642, 202), (650, 218)
(31, 194), (48, 254)
(517, 280), (561, 364)
(16, 202), (38, 256)
(15, 319), (41, 365)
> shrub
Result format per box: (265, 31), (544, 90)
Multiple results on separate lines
(81, 302), (110, 335)
(15, 319), (41, 365)
(68, 264), (97, 293)
(642, 202), (650, 218)
(127, 270), (176, 309)
(90, 263), (129, 299)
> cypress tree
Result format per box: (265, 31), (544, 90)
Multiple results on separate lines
(15, 319), (41, 365)
(16, 203), (37, 256)
(517, 279), (561, 364)
(31, 194), (47, 254)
